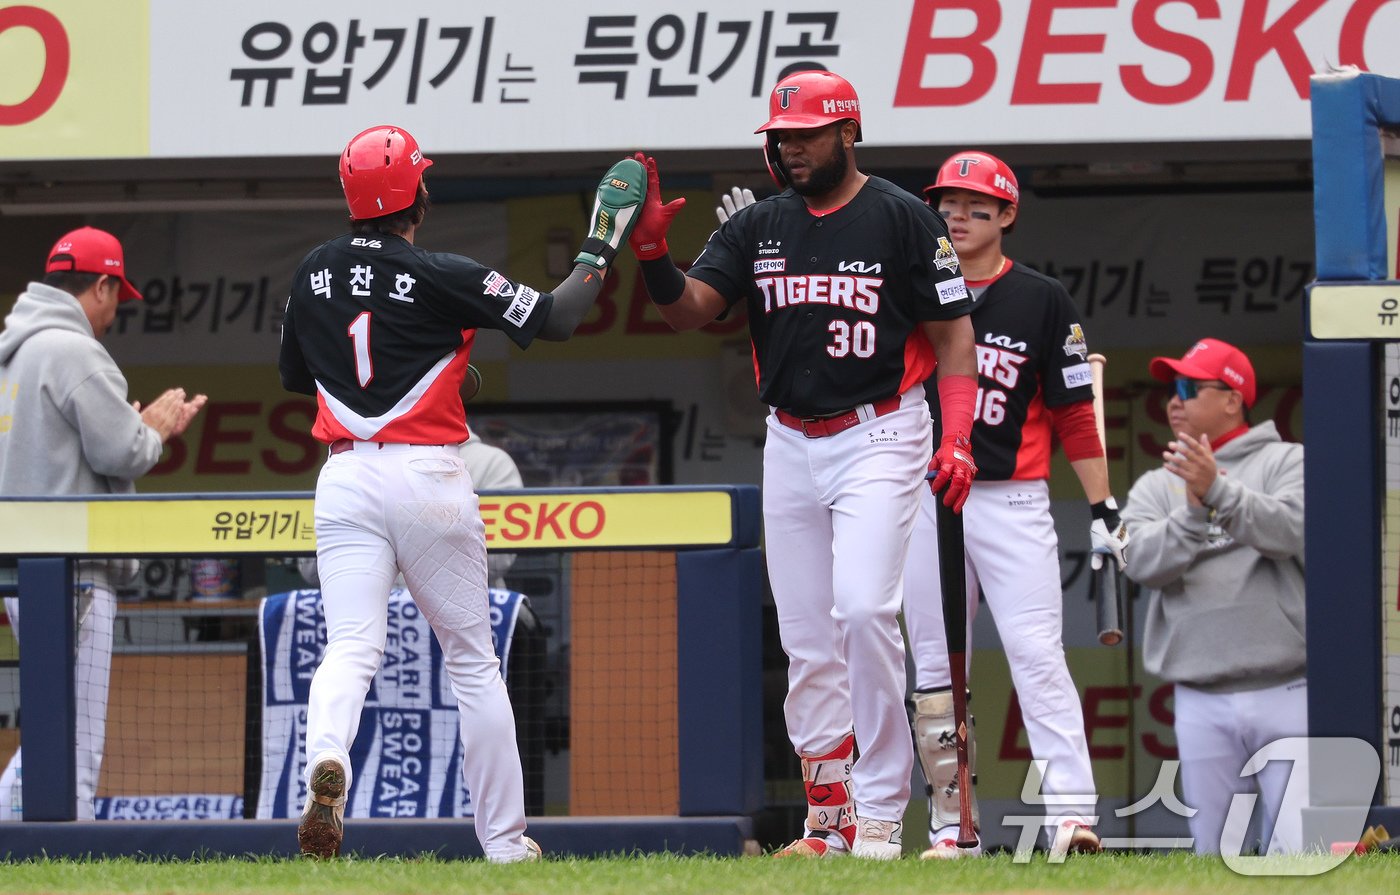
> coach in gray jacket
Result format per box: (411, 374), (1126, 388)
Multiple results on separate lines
(0, 226), (205, 819)
(1120, 337), (1305, 856)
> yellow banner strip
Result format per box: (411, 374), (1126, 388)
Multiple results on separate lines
(0, 490), (739, 554)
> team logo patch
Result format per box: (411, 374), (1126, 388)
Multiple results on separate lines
(1062, 323), (1088, 359)
(933, 236), (960, 272)
(754, 258), (785, 274)
(1062, 362), (1093, 389)
(483, 271), (511, 296)
(502, 286), (539, 327)
(936, 277), (968, 305)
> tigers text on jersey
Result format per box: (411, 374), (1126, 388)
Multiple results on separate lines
(688, 176), (971, 417)
(927, 261), (1094, 480)
(279, 233), (553, 445)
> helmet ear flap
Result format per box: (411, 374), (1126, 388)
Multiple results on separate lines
(763, 134), (790, 189)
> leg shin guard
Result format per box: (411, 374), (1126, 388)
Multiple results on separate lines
(800, 732), (858, 849)
(911, 688), (980, 834)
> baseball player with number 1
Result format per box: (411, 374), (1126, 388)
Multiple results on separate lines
(279, 125), (645, 860)
(901, 152), (1129, 858)
(629, 70), (979, 859)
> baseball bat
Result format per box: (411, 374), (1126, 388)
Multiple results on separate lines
(1088, 353), (1124, 646)
(935, 498), (978, 848)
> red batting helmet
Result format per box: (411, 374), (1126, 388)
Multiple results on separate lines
(339, 125), (434, 219)
(755, 70), (863, 141)
(924, 151), (1019, 205)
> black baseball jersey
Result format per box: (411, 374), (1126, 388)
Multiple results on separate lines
(688, 176), (971, 417)
(926, 261), (1094, 480)
(279, 233), (552, 444)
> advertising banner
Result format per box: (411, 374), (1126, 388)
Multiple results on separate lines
(6, 1), (1398, 160)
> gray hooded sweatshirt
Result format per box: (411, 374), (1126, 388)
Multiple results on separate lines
(0, 282), (164, 497)
(1120, 420), (1304, 692)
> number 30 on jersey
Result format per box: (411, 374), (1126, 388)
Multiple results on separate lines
(827, 320), (876, 358)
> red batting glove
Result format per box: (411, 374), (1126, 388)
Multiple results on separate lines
(628, 152), (687, 261)
(927, 433), (977, 513)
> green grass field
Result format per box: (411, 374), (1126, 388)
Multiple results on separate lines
(1, 852), (1398, 894)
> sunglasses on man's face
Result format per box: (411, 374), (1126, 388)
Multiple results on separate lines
(1173, 379), (1233, 401)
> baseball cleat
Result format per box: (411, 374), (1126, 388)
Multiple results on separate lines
(494, 836), (542, 863)
(298, 758), (347, 859)
(773, 829), (850, 858)
(851, 817), (903, 860)
(920, 824), (982, 859)
(1049, 820), (1102, 858)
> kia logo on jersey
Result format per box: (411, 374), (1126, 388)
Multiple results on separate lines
(838, 260), (882, 274)
(984, 332), (1028, 352)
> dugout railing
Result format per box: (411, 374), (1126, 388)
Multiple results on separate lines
(0, 486), (763, 859)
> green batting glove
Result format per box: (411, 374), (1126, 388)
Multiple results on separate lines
(574, 157), (647, 271)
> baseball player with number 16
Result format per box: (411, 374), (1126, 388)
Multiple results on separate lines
(630, 69), (978, 859)
(279, 125), (645, 861)
(901, 151), (1129, 859)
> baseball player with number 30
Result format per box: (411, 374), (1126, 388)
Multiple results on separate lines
(901, 151), (1128, 859)
(279, 125), (645, 861)
(636, 70), (978, 859)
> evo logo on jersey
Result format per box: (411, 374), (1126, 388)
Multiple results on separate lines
(350, 237), (383, 249)
(754, 259), (786, 274)
(755, 275), (882, 313)
(503, 286), (540, 327)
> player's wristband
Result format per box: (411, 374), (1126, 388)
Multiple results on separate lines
(935, 373), (978, 444)
(1090, 497), (1121, 529)
(638, 254), (686, 306)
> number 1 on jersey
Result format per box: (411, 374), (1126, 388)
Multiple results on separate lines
(348, 311), (374, 387)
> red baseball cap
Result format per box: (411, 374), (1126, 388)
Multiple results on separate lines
(1150, 338), (1256, 407)
(45, 227), (142, 302)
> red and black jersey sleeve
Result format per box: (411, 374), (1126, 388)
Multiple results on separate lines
(280, 233), (555, 444)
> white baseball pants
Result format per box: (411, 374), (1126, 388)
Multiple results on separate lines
(0, 577), (115, 821)
(1174, 678), (1309, 855)
(903, 478), (1098, 830)
(306, 441), (530, 861)
(762, 388), (931, 824)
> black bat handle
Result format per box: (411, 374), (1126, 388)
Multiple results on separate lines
(935, 499), (978, 848)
